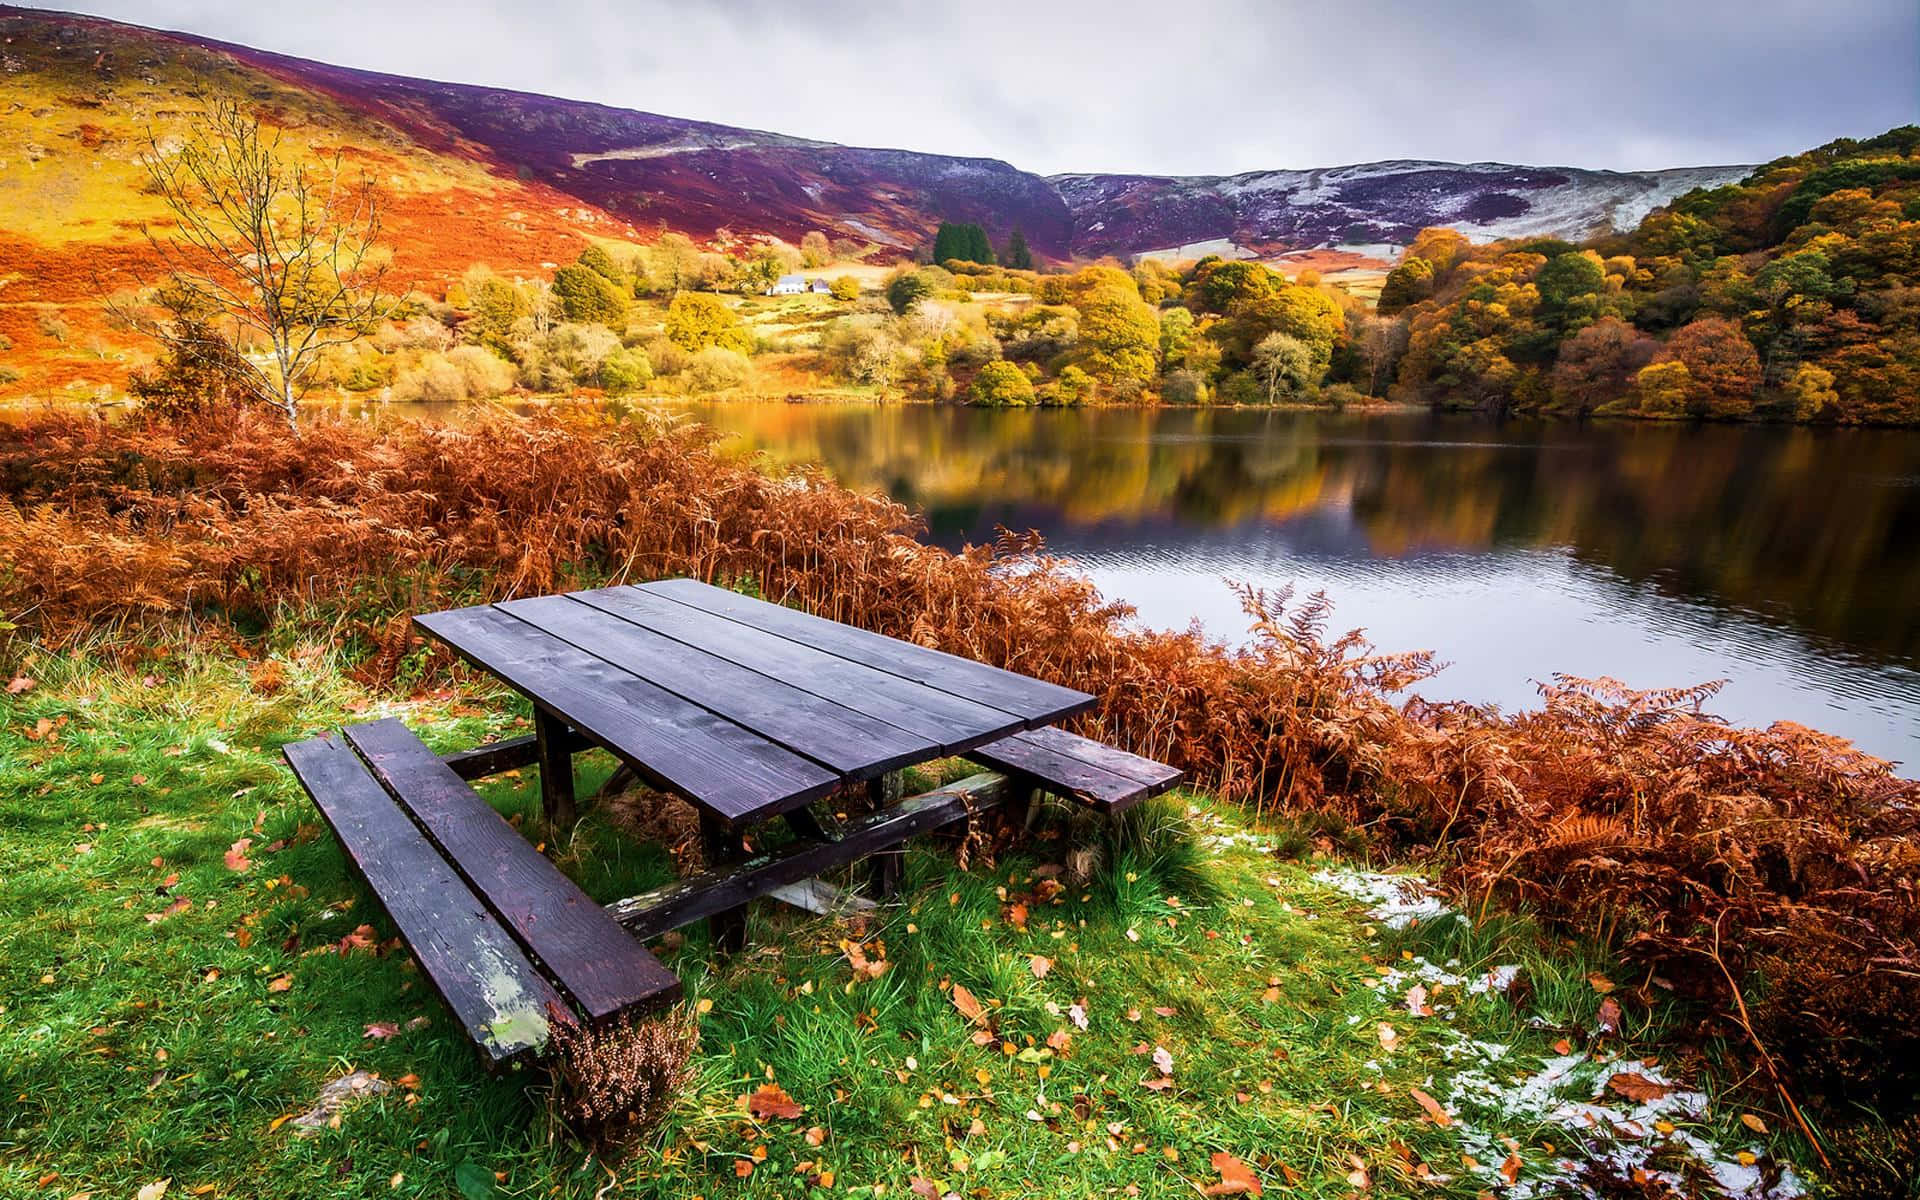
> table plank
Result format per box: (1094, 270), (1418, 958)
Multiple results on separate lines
(344, 719), (681, 1020)
(415, 605), (837, 826)
(571, 585), (1020, 753)
(638, 579), (1095, 724)
(497, 594), (936, 779)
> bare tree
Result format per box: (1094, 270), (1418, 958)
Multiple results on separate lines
(127, 97), (393, 427)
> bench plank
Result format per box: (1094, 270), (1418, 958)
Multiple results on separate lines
(344, 719), (682, 1021)
(498, 595), (936, 779)
(640, 579), (1095, 724)
(282, 733), (563, 1062)
(416, 604), (838, 826)
(965, 728), (1183, 813)
(571, 585), (1019, 753)
(1012, 725), (1185, 792)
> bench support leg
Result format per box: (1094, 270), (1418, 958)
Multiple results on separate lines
(700, 813), (748, 956)
(534, 709), (578, 836)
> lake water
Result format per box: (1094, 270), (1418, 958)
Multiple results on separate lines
(662, 401), (1920, 768)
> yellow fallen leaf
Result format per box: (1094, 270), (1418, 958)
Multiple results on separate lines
(1740, 1113), (1769, 1134)
(135, 1181), (170, 1200)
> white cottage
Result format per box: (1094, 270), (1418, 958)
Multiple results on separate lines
(767, 274), (808, 295)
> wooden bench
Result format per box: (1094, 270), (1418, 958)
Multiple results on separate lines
(283, 718), (681, 1064)
(965, 725), (1183, 813)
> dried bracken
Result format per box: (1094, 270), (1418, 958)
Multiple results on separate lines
(2, 407), (1915, 1120)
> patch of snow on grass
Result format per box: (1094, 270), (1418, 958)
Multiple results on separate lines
(1311, 867), (1451, 928)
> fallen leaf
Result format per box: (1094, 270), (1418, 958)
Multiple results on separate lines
(1409, 1087), (1451, 1127)
(1587, 973), (1617, 994)
(1500, 1152), (1523, 1185)
(1028, 955), (1052, 979)
(1151, 1045), (1174, 1076)
(1203, 1151), (1262, 1196)
(1596, 996), (1623, 1034)
(145, 898), (192, 924)
(1068, 1000), (1089, 1030)
(266, 975), (293, 993)
(135, 1182), (170, 1200)
(1046, 1028), (1072, 1053)
(223, 839), (252, 872)
(1740, 1113), (1769, 1134)
(363, 1022), (403, 1040)
(744, 1083), (805, 1120)
(1376, 1022), (1399, 1051)
(1140, 1076), (1173, 1091)
(1405, 984), (1434, 1017)
(734, 1160), (754, 1178)
(804, 1125), (826, 1146)
(950, 984), (986, 1025)
(6, 675), (34, 694)
(1606, 1073), (1673, 1102)
(1007, 902), (1029, 929)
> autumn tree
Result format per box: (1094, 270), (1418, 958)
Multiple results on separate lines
(1251, 333), (1314, 403)
(800, 230), (833, 268)
(1550, 317), (1657, 414)
(126, 97), (394, 427)
(969, 360), (1034, 406)
(553, 264), (630, 326)
(664, 292), (752, 353)
(1664, 316), (1762, 417)
(1186, 259), (1278, 314)
(1066, 267), (1159, 391)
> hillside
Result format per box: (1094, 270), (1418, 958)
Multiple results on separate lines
(1055, 160), (1750, 259)
(1, 5), (1750, 266)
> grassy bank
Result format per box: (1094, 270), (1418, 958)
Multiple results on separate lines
(0, 636), (1805, 1199)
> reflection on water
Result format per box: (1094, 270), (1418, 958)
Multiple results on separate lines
(664, 401), (1920, 767)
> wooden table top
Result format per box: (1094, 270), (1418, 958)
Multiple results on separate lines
(415, 578), (1094, 827)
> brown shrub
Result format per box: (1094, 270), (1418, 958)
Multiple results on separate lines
(548, 1007), (698, 1151)
(2, 407), (1915, 1120)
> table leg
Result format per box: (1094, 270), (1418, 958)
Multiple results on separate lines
(534, 709), (577, 835)
(864, 771), (906, 899)
(700, 812), (748, 955)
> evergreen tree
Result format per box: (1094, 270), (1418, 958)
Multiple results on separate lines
(1004, 229), (1033, 270)
(932, 222), (994, 266)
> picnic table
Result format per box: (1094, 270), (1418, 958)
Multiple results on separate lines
(284, 578), (1182, 1062)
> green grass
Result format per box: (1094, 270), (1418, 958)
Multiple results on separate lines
(0, 636), (1803, 1199)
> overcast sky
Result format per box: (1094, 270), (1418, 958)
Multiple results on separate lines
(61, 0), (1920, 176)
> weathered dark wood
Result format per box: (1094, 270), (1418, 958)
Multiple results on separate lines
(499, 594), (937, 779)
(533, 708), (578, 832)
(416, 605), (838, 827)
(608, 772), (1014, 938)
(965, 728), (1183, 813)
(783, 805), (841, 844)
(570, 585), (1020, 753)
(344, 719), (681, 1021)
(699, 812), (748, 955)
(282, 733), (564, 1062)
(442, 727), (589, 781)
(1014, 724), (1184, 791)
(639, 578), (1096, 724)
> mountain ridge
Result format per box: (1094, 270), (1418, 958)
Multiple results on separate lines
(1, 4), (1752, 262)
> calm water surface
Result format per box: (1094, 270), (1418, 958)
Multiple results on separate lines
(664, 401), (1920, 767)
